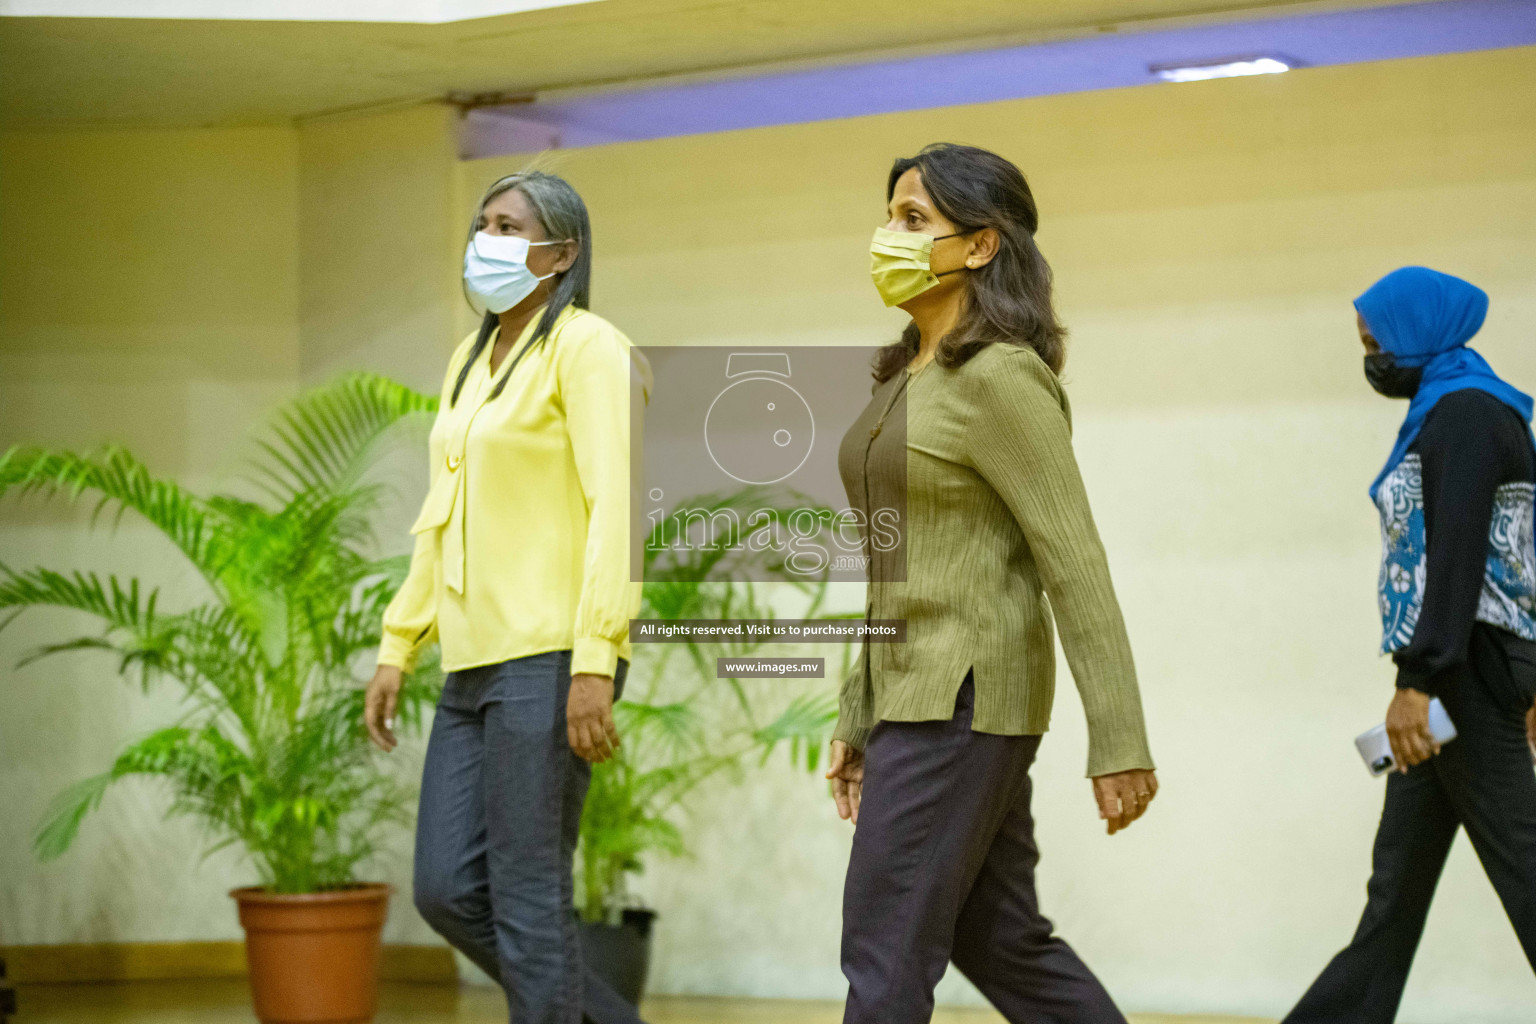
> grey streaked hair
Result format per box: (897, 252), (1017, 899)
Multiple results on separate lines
(452, 169), (593, 406)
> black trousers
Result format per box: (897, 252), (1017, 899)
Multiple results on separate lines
(841, 675), (1127, 1024)
(1284, 626), (1536, 1024)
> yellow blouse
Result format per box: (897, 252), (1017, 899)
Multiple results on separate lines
(377, 304), (651, 678)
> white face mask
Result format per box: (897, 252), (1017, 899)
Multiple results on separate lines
(463, 231), (568, 315)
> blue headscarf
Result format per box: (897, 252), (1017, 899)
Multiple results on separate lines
(1360, 266), (1533, 501)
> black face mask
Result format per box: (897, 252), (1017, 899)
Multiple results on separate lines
(1364, 352), (1423, 399)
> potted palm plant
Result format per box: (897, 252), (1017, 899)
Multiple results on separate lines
(575, 489), (850, 1002)
(0, 374), (442, 1024)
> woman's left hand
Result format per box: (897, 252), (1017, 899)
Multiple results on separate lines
(568, 673), (621, 763)
(1092, 769), (1158, 835)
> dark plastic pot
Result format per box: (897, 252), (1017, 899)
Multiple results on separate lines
(578, 908), (655, 1006)
(232, 883), (391, 1024)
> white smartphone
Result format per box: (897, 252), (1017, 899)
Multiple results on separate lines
(1355, 697), (1458, 776)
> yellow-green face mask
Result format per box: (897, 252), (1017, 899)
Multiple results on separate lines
(869, 226), (968, 308)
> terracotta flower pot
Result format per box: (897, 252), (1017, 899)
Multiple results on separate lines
(232, 883), (392, 1024)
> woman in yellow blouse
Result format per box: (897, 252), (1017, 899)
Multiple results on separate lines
(363, 171), (650, 1024)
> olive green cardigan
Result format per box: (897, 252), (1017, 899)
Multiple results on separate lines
(834, 341), (1154, 778)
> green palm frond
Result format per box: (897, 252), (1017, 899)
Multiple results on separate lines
(0, 564), (157, 635)
(34, 723), (251, 861)
(156, 605), (263, 717)
(0, 565), (252, 694)
(615, 701), (701, 756)
(753, 692), (840, 771)
(251, 372), (437, 503)
(0, 446), (228, 580)
(116, 724), (251, 791)
(633, 755), (740, 814)
(33, 772), (115, 861)
(15, 636), (124, 669)
(325, 574), (409, 668)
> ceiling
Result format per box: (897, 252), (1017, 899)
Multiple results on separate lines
(0, 0), (1404, 128)
(460, 0), (1536, 156)
(0, 0), (597, 23)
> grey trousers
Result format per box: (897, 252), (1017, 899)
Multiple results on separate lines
(841, 674), (1127, 1024)
(413, 650), (643, 1024)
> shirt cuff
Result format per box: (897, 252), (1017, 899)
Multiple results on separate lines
(1085, 736), (1157, 778)
(1393, 661), (1440, 696)
(376, 632), (417, 671)
(832, 717), (872, 752)
(572, 636), (620, 678)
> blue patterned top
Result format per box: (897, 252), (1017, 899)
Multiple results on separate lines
(1376, 453), (1536, 652)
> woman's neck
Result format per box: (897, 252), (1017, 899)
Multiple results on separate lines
(907, 291), (963, 369)
(489, 295), (551, 374)
(496, 296), (547, 348)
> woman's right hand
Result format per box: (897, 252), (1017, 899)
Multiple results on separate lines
(1526, 702), (1536, 764)
(826, 740), (865, 824)
(365, 665), (404, 753)
(1386, 687), (1438, 772)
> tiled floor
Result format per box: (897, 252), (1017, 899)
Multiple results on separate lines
(14, 979), (1276, 1023)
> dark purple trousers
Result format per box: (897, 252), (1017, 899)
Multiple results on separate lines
(841, 675), (1128, 1024)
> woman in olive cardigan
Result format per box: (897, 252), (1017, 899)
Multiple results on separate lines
(827, 143), (1159, 1024)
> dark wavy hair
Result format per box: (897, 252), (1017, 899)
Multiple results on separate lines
(452, 170), (592, 406)
(873, 143), (1065, 383)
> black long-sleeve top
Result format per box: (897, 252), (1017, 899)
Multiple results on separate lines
(1395, 388), (1536, 695)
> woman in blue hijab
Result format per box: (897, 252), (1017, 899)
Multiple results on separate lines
(1284, 267), (1536, 1023)
(1362, 266), (1534, 499)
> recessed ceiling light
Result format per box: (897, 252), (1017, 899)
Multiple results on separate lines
(1150, 56), (1294, 83)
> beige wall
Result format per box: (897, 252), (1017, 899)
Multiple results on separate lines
(0, 124), (304, 944)
(297, 103), (461, 387)
(2, 43), (1535, 1021)
(461, 46), (1536, 1021)
(0, 125), (301, 467)
(0, 110), (456, 947)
